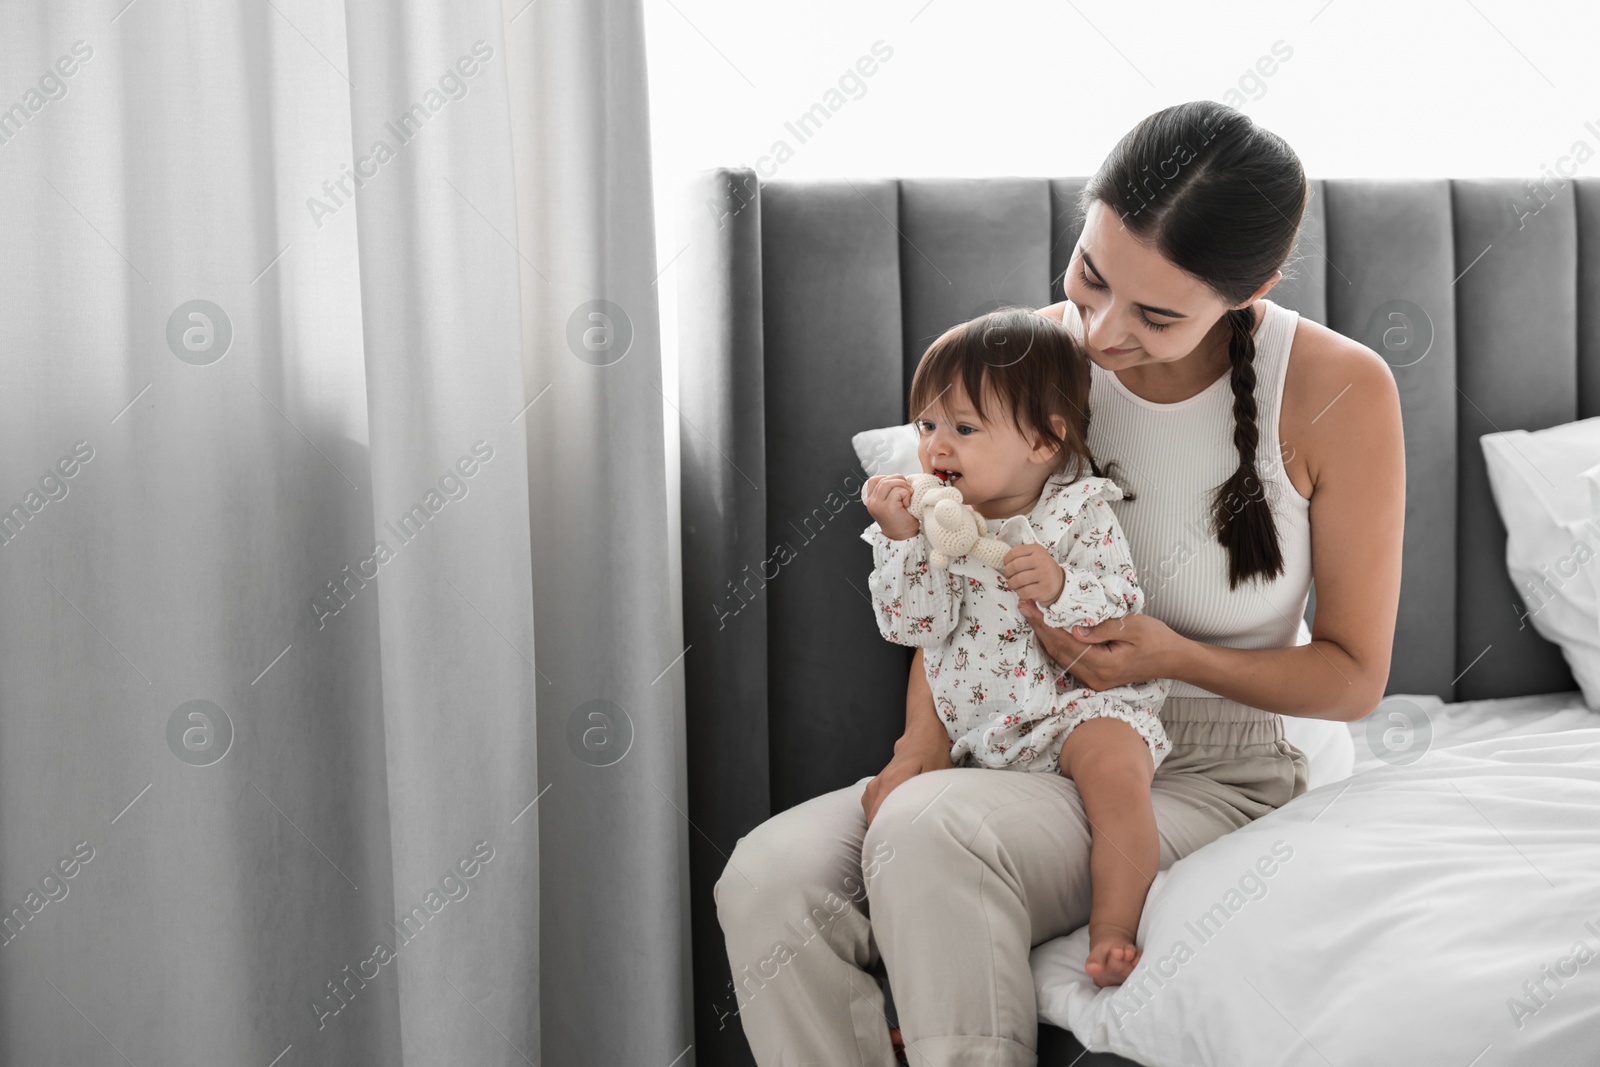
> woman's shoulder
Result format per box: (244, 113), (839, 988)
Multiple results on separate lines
(1282, 311), (1399, 425)
(1034, 301), (1080, 342)
(1281, 308), (1402, 494)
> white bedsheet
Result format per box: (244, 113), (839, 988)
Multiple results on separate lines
(1348, 689), (1600, 775)
(1032, 690), (1600, 1066)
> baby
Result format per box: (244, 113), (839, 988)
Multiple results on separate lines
(860, 306), (1173, 987)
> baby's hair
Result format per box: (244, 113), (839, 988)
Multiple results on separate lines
(907, 306), (1132, 496)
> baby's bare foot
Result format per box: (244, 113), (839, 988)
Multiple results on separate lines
(1085, 922), (1142, 987)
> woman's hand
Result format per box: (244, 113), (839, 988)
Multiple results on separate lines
(1016, 600), (1187, 691)
(862, 734), (952, 827)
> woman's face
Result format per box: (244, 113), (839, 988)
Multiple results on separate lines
(1062, 199), (1248, 371)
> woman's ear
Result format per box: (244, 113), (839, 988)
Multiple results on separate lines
(1239, 270), (1283, 307)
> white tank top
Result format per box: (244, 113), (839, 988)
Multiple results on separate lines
(1061, 298), (1313, 700)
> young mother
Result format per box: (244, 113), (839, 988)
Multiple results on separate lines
(715, 100), (1404, 1067)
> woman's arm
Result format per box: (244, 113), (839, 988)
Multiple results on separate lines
(863, 648), (952, 824)
(1017, 323), (1405, 724)
(897, 648), (951, 753)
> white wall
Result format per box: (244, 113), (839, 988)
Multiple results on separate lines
(646, 0), (1600, 185)
(643, 0), (1599, 629)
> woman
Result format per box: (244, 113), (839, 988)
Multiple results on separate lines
(714, 99), (1404, 1067)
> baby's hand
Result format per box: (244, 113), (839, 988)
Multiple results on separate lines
(863, 475), (921, 540)
(1002, 544), (1065, 606)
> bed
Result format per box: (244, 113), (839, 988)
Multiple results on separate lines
(675, 172), (1600, 1066)
(1031, 689), (1600, 1065)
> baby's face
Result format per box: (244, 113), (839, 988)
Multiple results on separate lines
(914, 384), (1038, 510)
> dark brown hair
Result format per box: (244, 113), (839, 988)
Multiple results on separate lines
(908, 307), (1128, 491)
(1079, 100), (1307, 590)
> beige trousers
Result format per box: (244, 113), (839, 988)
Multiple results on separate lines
(713, 695), (1310, 1067)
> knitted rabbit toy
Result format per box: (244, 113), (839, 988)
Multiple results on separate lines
(905, 472), (1011, 570)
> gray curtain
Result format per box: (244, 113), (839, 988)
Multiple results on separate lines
(0, 0), (684, 1064)
(510, 0), (695, 1063)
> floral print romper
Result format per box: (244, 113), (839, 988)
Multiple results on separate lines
(860, 474), (1173, 774)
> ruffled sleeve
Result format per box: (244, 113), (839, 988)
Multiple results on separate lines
(860, 521), (963, 647)
(1037, 489), (1146, 633)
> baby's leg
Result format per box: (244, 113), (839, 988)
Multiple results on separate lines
(1057, 717), (1158, 988)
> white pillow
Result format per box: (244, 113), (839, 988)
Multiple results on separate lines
(851, 421), (919, 477)
(1480, 419), (1600, 710)
(849, 419), (1355, 787)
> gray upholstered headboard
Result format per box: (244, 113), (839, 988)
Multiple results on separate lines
(676, 171), (1598, 1064)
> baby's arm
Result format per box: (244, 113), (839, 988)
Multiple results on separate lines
(860, 523), (963, 647)
(1037, 496), (1147, 634)
(1041, 498), (1175, 735)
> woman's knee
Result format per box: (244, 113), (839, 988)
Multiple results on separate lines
(714, 823), (792, 928)
(864, 769), (960, 837)
(715, 809), (869, 938)
(860, 769), (980, 883)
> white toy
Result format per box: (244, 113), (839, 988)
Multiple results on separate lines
(905, 472), (1011, 571)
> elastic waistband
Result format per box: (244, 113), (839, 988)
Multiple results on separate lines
(1159, 695), (1286, 748)
(1169, 680), (1230, 701)
(1160, 696), (1280, 723)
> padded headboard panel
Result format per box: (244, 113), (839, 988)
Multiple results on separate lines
(685, 169), (1598, 792)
